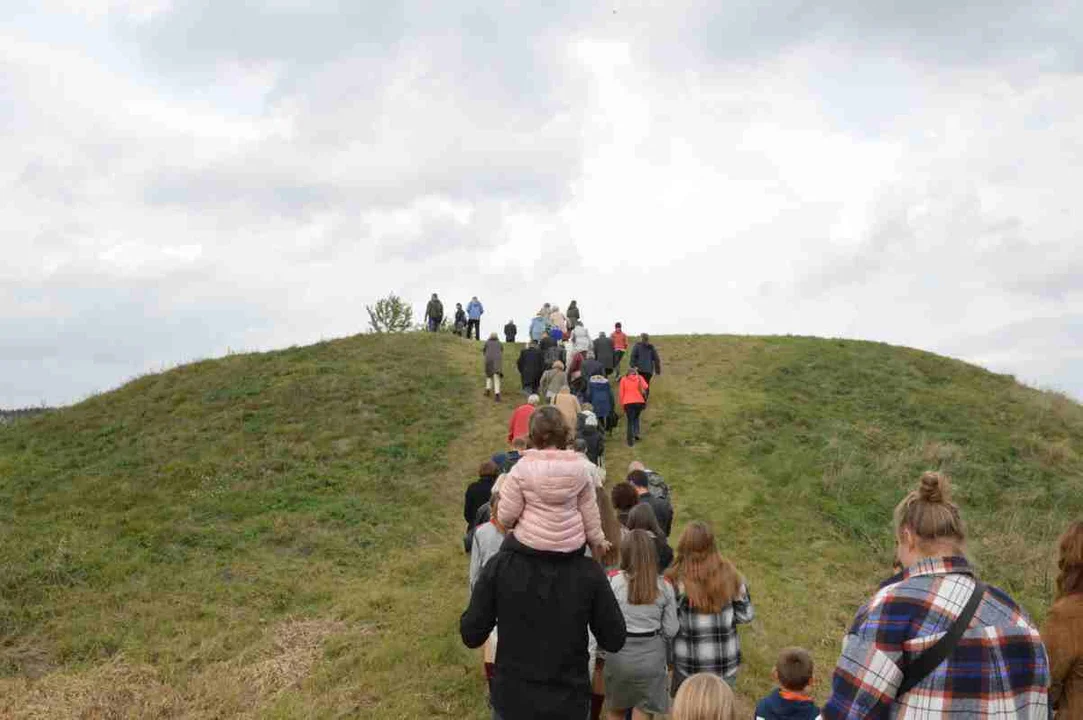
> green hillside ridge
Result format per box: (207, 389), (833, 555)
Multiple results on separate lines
(1, 333), (1081, 718)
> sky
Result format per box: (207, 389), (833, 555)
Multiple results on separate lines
(2, 1), (1082, 407)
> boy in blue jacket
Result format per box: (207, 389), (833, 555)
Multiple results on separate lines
(756, 647), (821, 720)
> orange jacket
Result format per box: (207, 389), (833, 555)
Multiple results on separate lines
(612, 330), (628, 351)
(619, 373), (649, 406)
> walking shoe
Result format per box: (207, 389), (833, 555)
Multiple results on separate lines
(494, 393), (501, 402)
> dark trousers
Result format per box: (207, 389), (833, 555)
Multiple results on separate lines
(625, 403), (645, 446)
(614, 350), (625, 373)
(640, 371), (653, 386)
(467, 319), (481, 339)
(427, 317), (442, 332)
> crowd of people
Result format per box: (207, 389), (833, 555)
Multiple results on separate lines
(448, 295), (1080, 720)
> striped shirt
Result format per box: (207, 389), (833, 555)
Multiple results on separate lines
(823, 556), (1049, 719)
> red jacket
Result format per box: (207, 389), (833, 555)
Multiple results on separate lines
(612, 330), (628, 351)
(507, 404), (535, 443)
(619, 373), (649, 406)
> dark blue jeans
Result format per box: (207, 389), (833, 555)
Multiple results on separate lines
(625, 402), (644, 445)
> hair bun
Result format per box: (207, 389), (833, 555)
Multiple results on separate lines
(918, 471), (950, 503)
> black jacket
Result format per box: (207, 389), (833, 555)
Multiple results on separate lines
(517, 347), (546, 387)
(639, 493), (674, 537)
(593, 337), (615, 370)
(580, 358), (604, 382)
(630, 342), (661, 375)
(463, 475), (496, 527)
(504, 322), (518, 342)
(461, 535), (627, 719)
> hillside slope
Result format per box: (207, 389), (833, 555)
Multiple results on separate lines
(1, 333), (1081, 717)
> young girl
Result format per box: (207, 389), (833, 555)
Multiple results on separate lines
(671, 673), (738, 720)
(665, 521), (754, 692)
(604, 529), (679, 720)
(498, 406), (611, 557)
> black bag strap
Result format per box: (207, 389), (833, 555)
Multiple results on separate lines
(897, 580), (986, 696)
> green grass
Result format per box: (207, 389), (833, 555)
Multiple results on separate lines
(1, 333), (1081, 717)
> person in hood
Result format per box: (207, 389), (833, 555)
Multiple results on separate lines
(529, 313), (548, 343)
(482, 333), (503, 401)
(517, 341), (546, 394)
(593, 332), (615, 376)
(630, 333), (662, 385)
(466, 296), (485, 340)
(566, 300), (580, 329)
(587, 374), (616, 435)
(504, 319), (517, 343)
(424, 293), (444, 332)
(453, 303), (467, 336)
(755, 648), (820, 720)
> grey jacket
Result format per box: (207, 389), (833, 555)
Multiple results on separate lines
(483, 339), (504, 376)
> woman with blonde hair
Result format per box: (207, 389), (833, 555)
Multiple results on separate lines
(665, 521), (753, 692)
(671, 672), (737, 720)
(1042, 520), (1083, 718)
(605, 529), (678, 719)
(823, 472), (1049, 718)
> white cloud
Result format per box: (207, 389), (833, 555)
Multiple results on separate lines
(1, 2), (1081, 406)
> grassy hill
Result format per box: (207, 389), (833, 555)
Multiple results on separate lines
(1, 333), (1081, 718)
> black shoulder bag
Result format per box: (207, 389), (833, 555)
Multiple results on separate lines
(897, 580), (986, 696)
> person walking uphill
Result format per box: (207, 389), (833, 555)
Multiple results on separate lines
(461, 406), (627, 718)
(619, 367), (650, 447)
(529, 313), (548, 343)
(612, 323), (629, 374)
(594, 332), (615, 377)
(425, 293), (444, 332)
(517, 341), (546, 395)
(466, 296), (484, 340)
(483, 333), (504, 402)
(822, 471), (1049, 719)
(630, 334), (661, 385)
(504, 319), (517, 343)
(566, 300), (581, 329)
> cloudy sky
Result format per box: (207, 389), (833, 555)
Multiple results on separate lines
(2, 1), (1081, 407)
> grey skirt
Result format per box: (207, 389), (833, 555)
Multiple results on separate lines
(603, 634), (670, 714)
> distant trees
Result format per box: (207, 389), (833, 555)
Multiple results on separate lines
(366, 294), (414, 333)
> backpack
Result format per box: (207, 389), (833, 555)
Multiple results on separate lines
(645, 470), (669, 500)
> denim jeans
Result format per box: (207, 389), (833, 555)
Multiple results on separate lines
(625, 402), (644, 445)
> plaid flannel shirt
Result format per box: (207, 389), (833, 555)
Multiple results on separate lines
(823, 556), (1049, 719)
(671, 582), (754, 678)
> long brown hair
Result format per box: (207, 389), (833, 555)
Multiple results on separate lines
(627, 503), (663, 536)
(1056, 521), (1083, 598)
(596, 485), (623, 567)
(621, 530), (659, 605)
(665, 521), (741, 611)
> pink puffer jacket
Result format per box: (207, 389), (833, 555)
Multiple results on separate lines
(498, 449), (606, 553)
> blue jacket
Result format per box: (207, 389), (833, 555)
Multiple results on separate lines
(529, 316), (547, 342)
(755, 689), (820, 720)
(587, 377), (614, 419)
(467, 300), (484, 320)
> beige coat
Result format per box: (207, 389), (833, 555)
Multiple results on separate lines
(553, 389), (581, 439)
